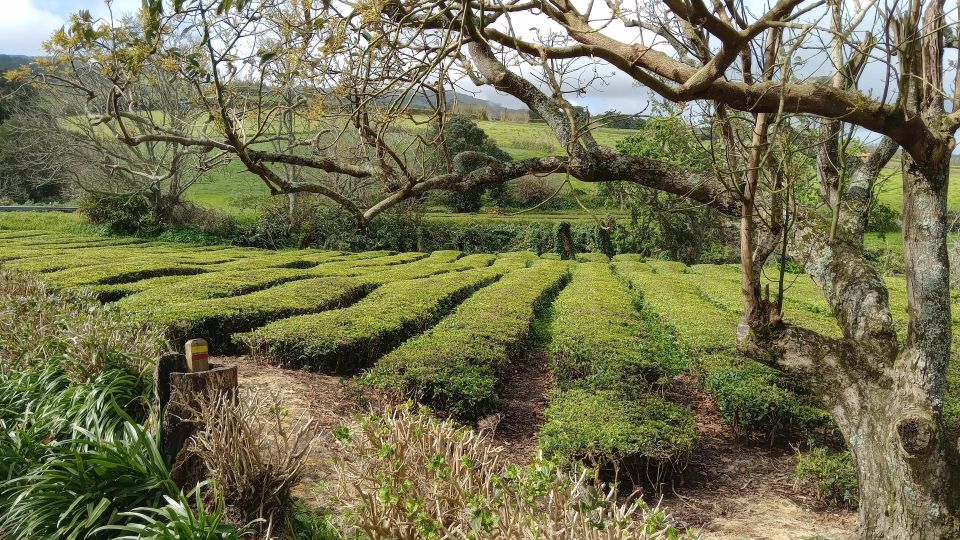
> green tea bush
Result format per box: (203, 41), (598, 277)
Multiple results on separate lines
(542, 263), (695, 475)
(116, 268), (314, 312)
(140, 252), (496, 353)
(691, 355), (834, 438)
(795, 447), (859, 507)
(550, 263), (681, 396)
(238, 267), (505, 370)
(614, 261), (738, 352)
(138, 277), (373, 353)
(44, 260), (209, 288)
(539, 390), (697, 475)
(365, 261), (569, 419)
(614, 261), (836, 442)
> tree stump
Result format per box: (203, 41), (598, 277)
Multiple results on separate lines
(157, 356), (237, 489)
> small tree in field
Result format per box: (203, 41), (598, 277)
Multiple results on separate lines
(426, 115), (512, 212)
(59, 0), (960, 536)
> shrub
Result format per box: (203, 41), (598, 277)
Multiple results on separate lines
(425, 116), (512, 212)
(187, 390), (318, 535)
(238, 267), (505, 370)
(79, 192), (165, 236)
(330, 404), (687, 539)
(539, 390), (696, 479)
(550, 263), (680, 397)
(129, 252), (495, 353)
(365, 260), (570, 419)
(866, 201), (901, 233)
(614, 261), (837, 442)
(795, 447), (859, 507)
(116, 268), (315, 313)
(691, 355), (834, 438)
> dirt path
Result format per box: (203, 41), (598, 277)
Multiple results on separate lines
(661, 374), (856, 539)
(228, 357), (856, 539)
(230, 356), (365, 508)
(485, 349), (553, 464)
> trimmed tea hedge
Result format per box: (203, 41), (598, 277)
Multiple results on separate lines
(614, 261), (738, 353)
(690, 354), (833, 437)
(366, 260), (570, 419)
(143, 276), (373, 353)
(237, 267), (506, 371)
(123, 253), (497, 353)
(614, 260), (834, 441)
(539, 390), (697, 474)
(42, 261), (210, 287)
(541, 262), (696, 475)
(550, 262), (682, 395)
(116, 268), (312, 309)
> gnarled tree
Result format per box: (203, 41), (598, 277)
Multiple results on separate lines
(60, 0), (960, 536)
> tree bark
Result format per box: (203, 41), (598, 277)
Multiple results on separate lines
(775, 149), (960, 539)
(159, 363), (238, 489)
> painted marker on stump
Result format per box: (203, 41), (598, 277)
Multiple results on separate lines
(185, 339), (210, 373)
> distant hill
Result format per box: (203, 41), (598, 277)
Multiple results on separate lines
(408, 90), (527, 115)
(0, 54), (35, 74)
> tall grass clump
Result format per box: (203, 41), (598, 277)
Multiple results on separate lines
(0, 269), (252, 539)
(330, 404), (690, 539)
(0, 269), (165, 382)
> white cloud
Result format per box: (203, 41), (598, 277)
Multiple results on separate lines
(0, 0), (142, 56)
(0, 0), (65, 55)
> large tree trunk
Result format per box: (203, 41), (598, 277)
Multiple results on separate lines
(842, 391), (955, 539)
(747, 137), (960, 538)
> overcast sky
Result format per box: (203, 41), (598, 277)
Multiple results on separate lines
(0, 0), (140, 56)
(3, 0), (656, 113)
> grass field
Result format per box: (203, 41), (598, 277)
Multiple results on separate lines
(180, 119), (637, 212)
(3, 222), (958, 473)
(874, 157), (960, 211)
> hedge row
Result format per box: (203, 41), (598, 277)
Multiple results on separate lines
(111, 252), (434, 309)
(116, 268), (312, 309)
(365, 260), (570, 419)
(549, 262), (682, 395)
(89, 251), (393, 300)
(614, 261), (737, 353)
(123, 252), (498, 353)
(237, 266), (506, 371)
(613, 260), (834, 441)
(43, 261), (211, 287)
(539, 263), (696, 475)
(147, 277), (373, 353)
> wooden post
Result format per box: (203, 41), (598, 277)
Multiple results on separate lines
(156, 341), (237, 489)
(185, 338), (209, 372)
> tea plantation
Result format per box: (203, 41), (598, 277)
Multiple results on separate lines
(1, 228), (957, 478)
